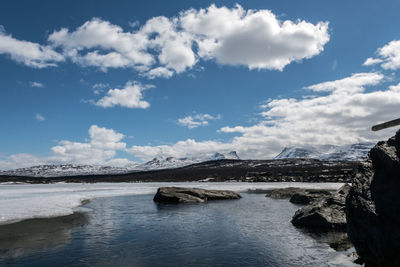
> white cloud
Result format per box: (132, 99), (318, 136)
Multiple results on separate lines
(105, 158), (137, 167)
(127, 139), (232, 160)
(95, 81), (151, 109)
(2, 72), (400, 169)
(143, 67), (174, 79)
(305, 72), (383, 93)
(177, 113), (221, 129)
(35, 113), (45, 121)
(48, 18), (153, 68)
(0, 125), (131, 170)
(363, 57), (383, 66)
(128, 72), (400, 161)
(363, 40), (400, 70)
(180, 4), (330, 70)
(0, 154), (47, 170)
(50, 125), (126, 165)
(0, 5), (329, 76)
(29, 81), (44, 88)
(0, 27), (64, 68)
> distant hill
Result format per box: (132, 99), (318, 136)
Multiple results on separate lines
(0, 151), (240, 178)
(275, 143), (374, 161)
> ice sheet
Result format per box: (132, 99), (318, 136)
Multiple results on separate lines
(0, 182), (345, 225)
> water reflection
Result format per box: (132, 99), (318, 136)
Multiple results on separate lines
(299, 229), (353, 251)
(0, 212), (88, 259)
(0, 194), (357, 266)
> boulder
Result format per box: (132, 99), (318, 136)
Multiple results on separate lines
(346, 130), (400, 267)
(290, 189), (333, 205)
(291, 184), (351, 230)
(265, 187), (306, 199)
(153, 187), (242, 203)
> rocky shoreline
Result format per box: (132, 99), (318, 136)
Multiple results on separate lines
(261, 130), (400, 266)
(346, 130), (400, 266)
(264, 185), (352, 252)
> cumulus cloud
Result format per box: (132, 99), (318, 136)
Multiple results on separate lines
(50, 125), (126, 165)
(0, 5), (329, 76)
(0, 125), (134, 170)
(0, 27), (64, 68)
(127, 139), (233, 160)
(363, 40), (400, 70)
(95, 81), (151, 109)
(35, 113), (46, 121)
(2, 72), (399, 169)
(177, 113), (221, 129)
(128, 72), (400, 161)
(180, 4), (330, 70)
(0, 154), (47, 170)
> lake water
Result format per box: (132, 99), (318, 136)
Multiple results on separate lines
(0, 191), (357, 266)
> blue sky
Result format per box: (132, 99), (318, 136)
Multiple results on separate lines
(1, 0), (400, 169)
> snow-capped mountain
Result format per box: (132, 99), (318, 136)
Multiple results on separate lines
(210, 151), (240, 160)
(0, 151), (241, 177)
(275, 143), (375, 161)
(140, 156), (198, 170)
(141, 151), (240, 170)
(0, 164), (134, 178)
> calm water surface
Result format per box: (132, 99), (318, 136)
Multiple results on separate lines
(0, 193), (356, 266)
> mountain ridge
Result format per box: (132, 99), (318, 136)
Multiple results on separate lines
(0, 151), (241, 177)
(274, 142), (375, 161)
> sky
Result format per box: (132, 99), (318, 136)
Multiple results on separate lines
(1, 0), (400, 169)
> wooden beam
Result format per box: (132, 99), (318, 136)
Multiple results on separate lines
(372, 118), (400, 131)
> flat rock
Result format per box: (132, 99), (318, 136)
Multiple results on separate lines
(153, 187), (242, 203)
(264, 187), (306, 199)
(346, 130), (400, 267)
(291, 184), (351, 230)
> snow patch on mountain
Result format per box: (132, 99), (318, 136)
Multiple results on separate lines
(0, 151), (241, 177)
(275, 143), (374, 161)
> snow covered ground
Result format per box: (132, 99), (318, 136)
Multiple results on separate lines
(0, 182), (345, 225)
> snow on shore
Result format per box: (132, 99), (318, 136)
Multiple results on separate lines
(0, 182), (345, 225)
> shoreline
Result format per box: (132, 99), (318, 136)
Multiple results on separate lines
(0, 182), (346, 226)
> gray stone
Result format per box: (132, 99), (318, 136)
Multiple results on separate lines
(346, 130), (400, 267)
(153, 187), (242, 203)
(265, 187), (306, 199)
(290, 189), (333, 205)
(291, 184), (351, 230)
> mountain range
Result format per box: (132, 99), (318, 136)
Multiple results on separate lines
(274, 142), (375, 161)
(0, 143), (374, 178)
(0, 151), (240, 177)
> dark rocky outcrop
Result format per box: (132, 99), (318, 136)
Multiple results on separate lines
(290, 190), (333, 204)
(291, 184), (351, 230)
(153, 187), (242, 203)
(346, 130), (400, 267)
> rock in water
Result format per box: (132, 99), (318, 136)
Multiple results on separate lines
(153, 187), (242, 203)
(290, 190), (333, 205)
(291, 184), (351, 230)
(346, 130), (400, 267)
(265, 187), (306, 199)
